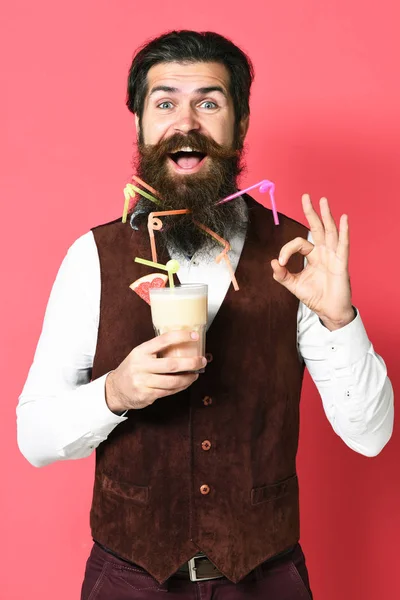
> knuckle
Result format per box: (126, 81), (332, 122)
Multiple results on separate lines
(165, 359), (179, 372)
(131, 348), (141, 362)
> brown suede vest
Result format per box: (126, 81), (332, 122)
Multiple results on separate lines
(90, 195), (307, 583)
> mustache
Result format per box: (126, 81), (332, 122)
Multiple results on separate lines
(137, 132), (239, 163)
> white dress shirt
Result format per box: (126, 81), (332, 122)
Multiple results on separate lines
(17, 214), (394, 467)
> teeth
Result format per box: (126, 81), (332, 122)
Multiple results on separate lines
(172, 146), (198, 153)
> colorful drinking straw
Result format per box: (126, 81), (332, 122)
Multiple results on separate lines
(147, 210), (190, 263)
(122, 185), (136, 223)
(217, 179), (279, 225)
(122, 182), (162, 223)
(147, 210), (239, 291)
(131, 175), (161, 199)
(135, 257), (180, 289)
(127, 175), (278, 292)
(195, 222), (239, 291)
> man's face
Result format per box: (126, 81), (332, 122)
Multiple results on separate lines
(133, 61), (248, 257)
(138, 61), (238, 174)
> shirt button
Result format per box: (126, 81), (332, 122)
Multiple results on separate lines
(201, 440), (212, 451)
(205, 353), (213, 363)
(200, 484), (210, 495)
(330, 345), (337, 352)
(202, 396), (213, 406)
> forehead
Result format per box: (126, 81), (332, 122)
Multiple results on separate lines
(145, 61), (231, 96)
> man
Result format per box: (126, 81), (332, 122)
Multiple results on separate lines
(17, 30), (393, 599)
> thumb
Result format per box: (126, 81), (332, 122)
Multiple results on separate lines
(271, 259), (297, 292)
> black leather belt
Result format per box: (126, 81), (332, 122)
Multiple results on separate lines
(176, 546), (296, 582)
(95, 541), (296, 583)
(177, 553), (224, 581)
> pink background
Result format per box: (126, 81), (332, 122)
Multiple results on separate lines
(1, 1), (399, 598)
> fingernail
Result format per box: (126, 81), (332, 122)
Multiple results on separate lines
(191, 332), (199, 340)
(279, 256), (284, 266)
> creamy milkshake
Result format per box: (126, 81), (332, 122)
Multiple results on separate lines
(149, 284), (208, 371)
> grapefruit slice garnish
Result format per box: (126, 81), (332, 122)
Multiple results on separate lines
(129, 273), (168, 305)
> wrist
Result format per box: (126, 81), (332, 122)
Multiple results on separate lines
(105, 372), (128, 415)
(319, 307), (356, 331)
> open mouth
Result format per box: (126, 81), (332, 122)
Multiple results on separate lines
(168, 147), (207, 172)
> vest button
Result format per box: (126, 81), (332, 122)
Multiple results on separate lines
(201, 440), (211, 451)
(200, 484), (210, 495)
(202, 396), (213, 406)
(205, 353), (213, 363)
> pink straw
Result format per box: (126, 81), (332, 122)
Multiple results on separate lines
(216, 180), (279, 225)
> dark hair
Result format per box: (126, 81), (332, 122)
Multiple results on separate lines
(126, 30), (254, 127)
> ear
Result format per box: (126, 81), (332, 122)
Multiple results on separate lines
(238, 115), (250, 142)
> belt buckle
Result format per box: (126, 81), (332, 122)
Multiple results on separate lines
(187, 555), (222, 582)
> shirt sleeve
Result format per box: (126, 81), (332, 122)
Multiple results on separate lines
(297, 232), (394, 457)
(16, 232), (127, 468)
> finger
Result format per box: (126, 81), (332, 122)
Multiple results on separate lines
(271, 259), (299, 295)
(135, 330), (200, 357)
(278, 237), (314, 267)
(302, 194), (325, 245)
(143, 356), (207, 374)
(146, 373), (199, 391)
(319, 197), (339, 251)
(336, 214), (349, 265)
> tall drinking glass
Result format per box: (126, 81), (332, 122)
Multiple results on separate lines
(149, 284), (208, 373)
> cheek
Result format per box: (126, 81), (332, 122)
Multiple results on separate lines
(210, 127), (234, 148)
(141, 114), (172, 145)
(206, 115), (236, 147)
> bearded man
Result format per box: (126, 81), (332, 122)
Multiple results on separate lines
(17, 30), (393, 600)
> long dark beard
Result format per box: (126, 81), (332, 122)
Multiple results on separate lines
(132, 132), (246, 258)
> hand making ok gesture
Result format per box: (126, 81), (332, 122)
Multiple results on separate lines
(271, 194), (355, 331)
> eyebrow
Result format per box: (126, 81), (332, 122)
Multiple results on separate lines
(149, 85), (228, 98)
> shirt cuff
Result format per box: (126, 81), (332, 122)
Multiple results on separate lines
(317, 308), (371, 369)
(80, 373), (128, 438)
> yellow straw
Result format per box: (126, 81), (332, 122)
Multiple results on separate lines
(135, 257), (168, 271)
(122, 186), (136, 223)
(134, 257), (179, 289)
(130, 185), (162, 206)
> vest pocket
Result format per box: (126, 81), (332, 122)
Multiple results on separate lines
(101, 473), (149, 506)
(251, 474), (298, 505)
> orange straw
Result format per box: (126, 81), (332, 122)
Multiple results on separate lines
(147, 209), (190, 263)
(142, 204), (240, 291)
(195, 222), (239, 291)
(221, 255), (239, 291)
(132, 175), (162, 199)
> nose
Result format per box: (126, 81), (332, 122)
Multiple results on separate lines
(173, 106), (200, 135)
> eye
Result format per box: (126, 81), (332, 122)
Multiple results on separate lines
(200, 101), (217, 110)
(158, 101), (173, 110)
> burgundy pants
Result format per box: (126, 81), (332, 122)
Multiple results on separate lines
(81, 543), (313, 599)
